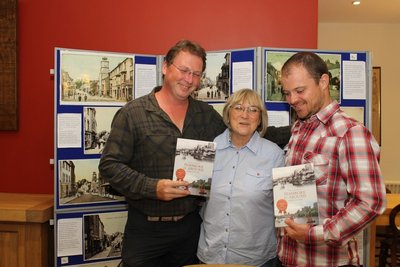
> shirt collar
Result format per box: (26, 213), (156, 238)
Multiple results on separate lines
(146, 86), (201, 114)
(300, 100), (340, 125)
(219, 129), (261, 154)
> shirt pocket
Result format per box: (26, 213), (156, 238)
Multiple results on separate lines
(209, 167), (225, 188)
(244, 169), (271, 191)
(303, 151), (330, 186)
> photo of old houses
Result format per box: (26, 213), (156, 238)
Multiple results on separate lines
(58, 158), (124, 206)
(84, 106), (120, 155)
(265, 51), (341, 103)
(84, 211), (127, 261)
(193, 52), (230, 102)
(265, 51), (294, 102)
(60, 50), (134, 105)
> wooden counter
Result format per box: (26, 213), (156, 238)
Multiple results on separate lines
(0, 193), (54, 267)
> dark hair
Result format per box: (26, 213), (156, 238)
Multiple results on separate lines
(164, 39), (207, 72)
(281, 52), (329, 84)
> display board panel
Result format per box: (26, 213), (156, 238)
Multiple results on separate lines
(54, 46), (372, 266)
(54, 48), (159, 266)
(54, 48), (159, 211)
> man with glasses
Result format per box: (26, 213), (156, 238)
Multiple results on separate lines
(99, 39), (290, 267)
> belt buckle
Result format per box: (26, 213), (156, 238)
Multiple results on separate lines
(147, 216), (160, 222)
(161, 216), (173, 222)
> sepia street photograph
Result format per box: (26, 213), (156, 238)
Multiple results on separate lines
(60, 50), (134, 105)
(84, 106), (120, 155)
(58, 158), (124, 206)
(193, 52), (230, 102)
(84, 211), (127, 261)
(70, 259), (120, 267)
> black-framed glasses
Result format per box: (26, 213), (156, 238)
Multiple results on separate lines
(231, 104), (260, 115)
(171, 63), (202, 79)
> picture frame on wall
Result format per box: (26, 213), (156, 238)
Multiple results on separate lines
(372, 66), (381, 145)
(0, 0), (18, 130)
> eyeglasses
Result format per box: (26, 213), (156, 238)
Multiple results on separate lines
(231, 104), (260, 115)
(171, 63), (202, 79)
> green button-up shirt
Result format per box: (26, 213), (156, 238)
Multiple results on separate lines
(99, 87), (226, 216)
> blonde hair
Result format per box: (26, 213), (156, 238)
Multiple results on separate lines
(222, 89), (268, 136)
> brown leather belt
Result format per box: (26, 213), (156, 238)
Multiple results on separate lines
(147, 215), (185, 222)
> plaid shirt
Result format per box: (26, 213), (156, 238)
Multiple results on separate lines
(99, 87), (226, 216)
(278, 101), (386, 267)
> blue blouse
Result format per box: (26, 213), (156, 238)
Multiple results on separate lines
(197, 129), (285, 266)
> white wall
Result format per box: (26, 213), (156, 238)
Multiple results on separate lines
(318, 22), (400, 184)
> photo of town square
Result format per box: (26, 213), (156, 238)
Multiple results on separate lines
(84, 106), (120, 155)
(265, 51), (341, 103)
(84, 211), (127, 261)
(60, 50), (134, 105)
(58, 158), (124, 206)
(192, 52), (230, 102)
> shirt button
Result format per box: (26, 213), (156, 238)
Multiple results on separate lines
(226, 213), (229, 216)
(227, 196), (230, 200)
(232, 166), (235, 169)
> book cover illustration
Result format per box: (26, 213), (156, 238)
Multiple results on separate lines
(272, 163), (319, 227)
(172, 138), (216, 196)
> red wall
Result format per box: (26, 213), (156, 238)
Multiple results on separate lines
(0, 0), (317, 194)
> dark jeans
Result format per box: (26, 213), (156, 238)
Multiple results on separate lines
(121, 207), (201, 267)
(261, 256), (282, 267)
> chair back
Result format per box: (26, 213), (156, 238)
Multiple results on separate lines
(389, 203), (400, 236)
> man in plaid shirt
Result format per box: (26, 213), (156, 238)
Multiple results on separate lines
(277, 52), (386, 267)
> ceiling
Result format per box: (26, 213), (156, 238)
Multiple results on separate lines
(318, 0), (400, 23)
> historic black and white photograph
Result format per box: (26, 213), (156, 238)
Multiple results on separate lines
(84, 106), (120, 155)
(265, 51), (341, 103)
(69, 259), (120, 267)
(58, 158), (124, 206)
(60, 50), (134, 105)
(84, 211), (127, 261)
(192, 52), (230, 102)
